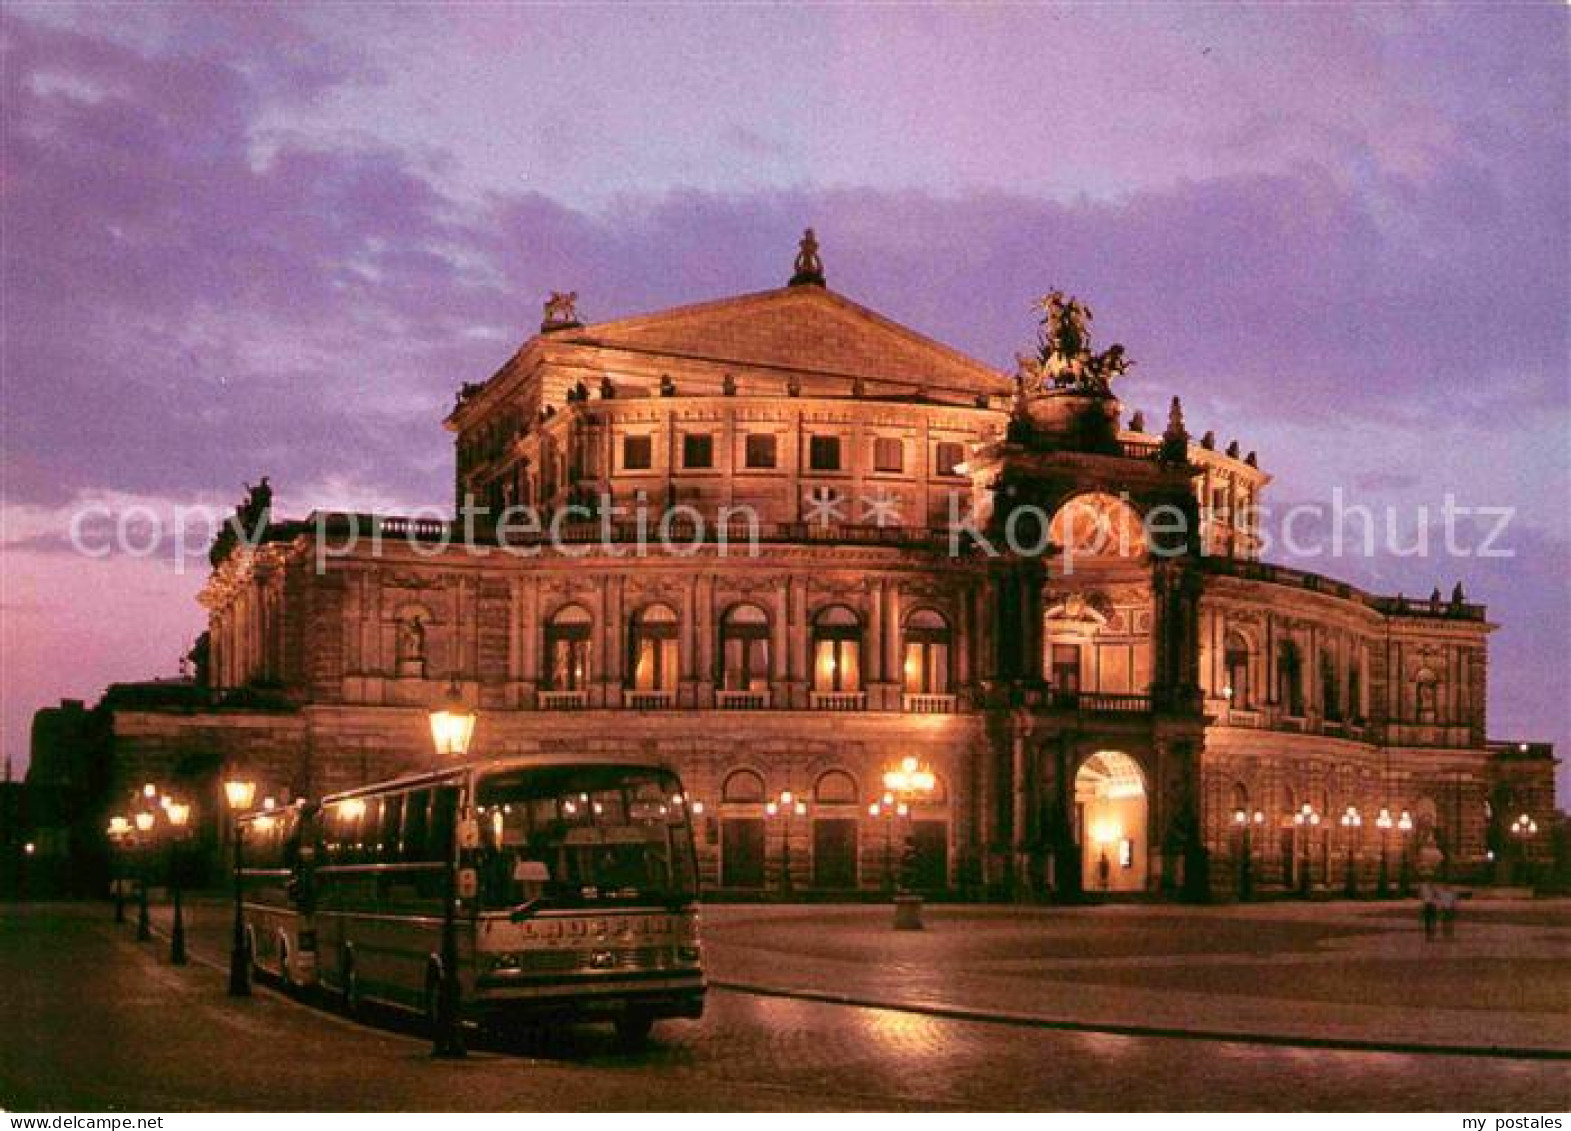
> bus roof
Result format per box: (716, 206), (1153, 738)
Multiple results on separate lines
(318, 752), (676, 807)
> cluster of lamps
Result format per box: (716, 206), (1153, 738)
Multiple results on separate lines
(106, 782), (193, 957)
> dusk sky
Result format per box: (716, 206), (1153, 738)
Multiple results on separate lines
(2, 5), (1567, 792)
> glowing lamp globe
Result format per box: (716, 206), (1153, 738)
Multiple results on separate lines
(429, 683), (476, 758)
(224, 779), (257, 811)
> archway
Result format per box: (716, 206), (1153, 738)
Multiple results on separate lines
(1074, 751), (1148, 893)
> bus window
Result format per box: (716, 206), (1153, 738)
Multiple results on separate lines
(474, 765), (697, 914)
(403, 790), (431, 863)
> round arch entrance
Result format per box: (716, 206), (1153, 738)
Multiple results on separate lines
(1074, 751), (1148, 893)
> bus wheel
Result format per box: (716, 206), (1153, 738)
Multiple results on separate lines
(614, 1012), (654, 1050)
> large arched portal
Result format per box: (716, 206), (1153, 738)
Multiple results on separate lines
(1074, 751), (1149, 893)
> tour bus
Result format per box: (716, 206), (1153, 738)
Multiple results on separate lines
(236, 803), (319, 989)
(308, 756), (705, 1044)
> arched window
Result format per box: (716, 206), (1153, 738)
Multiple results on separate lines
(720, 604), (770, 691)
(544, 604), (592, 691)
(902, 609), (952, 695)
(1224, 631), (1251, 708)
(812, 605), (862, 693)
(722, 769), (765, 804)
(1277, 640), (1304, 716)
(1320, 649), (1340, 721)
(628, 603), (679, 691)
(1414, 669), (1439, 724)
(814, 770), (858, 806)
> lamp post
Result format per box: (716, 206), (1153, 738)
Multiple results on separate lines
(1375, 807), (1394, 898)
(1293, 802), (1320, 897)
(1339, 805), (1362, 898)
(1510, 812), (1539, 886)
(882, 756), (937, 929)
(166, 801), (192, 965)
(1231, 807), (1264, 900)
(107, 816), (131, 923)
(765, 790), (807, 896)
(428, 680), (476, 1059)
(867, 792), (905, 893)
(224, 778), (257, 996)
(134, 807), (156, 941)
(1396, 810), (1414, 896)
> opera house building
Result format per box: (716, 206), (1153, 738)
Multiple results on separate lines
(96, 236), (1555, 900)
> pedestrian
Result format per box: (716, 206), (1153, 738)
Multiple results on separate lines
(1440, 887), (1458, 940)
(1420, 881), (1438, 940)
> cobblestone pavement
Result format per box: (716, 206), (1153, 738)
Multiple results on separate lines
(2, 903), (1569, 1111)
(700, 899), (1571, 1054)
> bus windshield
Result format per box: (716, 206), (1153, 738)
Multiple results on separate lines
(474, 765), (698, 914)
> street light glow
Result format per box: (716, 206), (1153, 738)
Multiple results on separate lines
(223, 779), (257, 811)
(429, 681), (477, 758)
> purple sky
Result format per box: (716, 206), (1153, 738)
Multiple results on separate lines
(2, 5), (1567, 794)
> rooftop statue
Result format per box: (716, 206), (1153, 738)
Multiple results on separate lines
(541, 290), (581, 331)
(1017, 289), (1130, 398)
(789, 228), (826, 287)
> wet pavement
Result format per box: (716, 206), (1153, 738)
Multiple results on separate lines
(2, 902), (1568, 1111)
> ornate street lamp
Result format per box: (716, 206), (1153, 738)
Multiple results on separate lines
(134, 807), (156, 941)
(166, 801), (192, 965)
(429, 680), (477, 758)
(868, 792), (906, 893)
(1375, 807), (1395, 898)
(223, 777), (257, 996)
(1293, 802), (1321, 897)
(1510, 812), (1539, 886)
(107, 816), (131, 924)
(1339, 805), (1362, 898)
(1231, 807), (1264, 901)
(1396, 810), (1414, 896)
(765, 789), (808, 896)
(428, 681), (475, 1059)
(882, 756), (937, 929)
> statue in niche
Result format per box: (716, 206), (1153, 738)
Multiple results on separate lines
(396, 613), (427, 678)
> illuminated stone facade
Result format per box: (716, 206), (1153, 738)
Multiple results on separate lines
(111, 246), (1556, 898)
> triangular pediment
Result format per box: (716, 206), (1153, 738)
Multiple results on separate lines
(551, 286), (1009, 398)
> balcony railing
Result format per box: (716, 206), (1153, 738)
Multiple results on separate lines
(624, 689), (676, 710)
(538, 689), (588, 710)
(902, 693), (958, 714)
(810, 691), (867, 712)
(1049, 691), (1153, 713)
(716, 688), (770, 710)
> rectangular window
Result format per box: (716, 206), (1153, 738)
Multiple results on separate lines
(873, 437), (904, 473)
(809, 435), (842, 471)
(682, 433), (714, 469)
(622, 434), (653, 471)
(935, 442), (965, 477)
(744, 433), (777, 469)
(1051, 643), (1081, 694)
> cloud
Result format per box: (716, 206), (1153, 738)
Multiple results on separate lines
(1, 6), (1567, 790)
